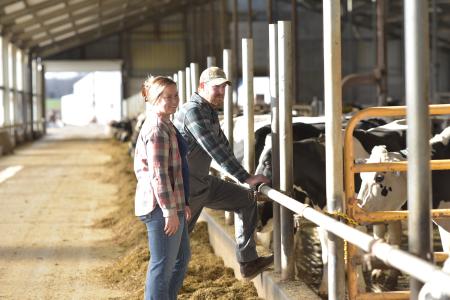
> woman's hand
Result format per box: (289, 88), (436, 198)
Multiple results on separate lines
(184, 206), (192, 222)
(164, 214), (180, 236)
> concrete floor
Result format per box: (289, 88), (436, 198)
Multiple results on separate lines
(0, 125), (125, 299)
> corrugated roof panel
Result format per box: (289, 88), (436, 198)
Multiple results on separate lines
(23, 23), (41, 32)
(102, 15), (124, 26)
(68, 0), (86, 4)
(75, 15), (98, 26)
(36, 3), (65, 16)
(54, 31), (76, 41)
(78, 24), (98, 33)
(15, 14), (33, 24)
(38, 39), (52, 47)
(43, 14), (70, 26)
(4, 1), (26, 14)
(49, 23), (72, 34)
(31, 32), (47, 40)
(72, 4), (98, 16)
(27, 0), (50, 5)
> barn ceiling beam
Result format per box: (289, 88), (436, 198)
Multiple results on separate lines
(1, 0), (69, 25)
(23, 0), (156, 48)
(35, 0), (212, 58)
(2, 0), (93, 34)
(14, 0), (139, 44)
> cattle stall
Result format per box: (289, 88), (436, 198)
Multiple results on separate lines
(169, 2), (450, 300)
(344, 104), (450, 299)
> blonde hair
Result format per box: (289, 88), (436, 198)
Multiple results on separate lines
(141, 76), (176, 105)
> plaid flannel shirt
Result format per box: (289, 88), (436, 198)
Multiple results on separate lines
(134, 112), (185, 217)
(174, 93), (250, 183)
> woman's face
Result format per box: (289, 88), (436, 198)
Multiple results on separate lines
(154, 84), (179, 117)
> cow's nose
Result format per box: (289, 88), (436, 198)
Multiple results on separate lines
(375, 174), (384, 183)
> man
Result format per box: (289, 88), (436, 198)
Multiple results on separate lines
(174, 66), (273, 280)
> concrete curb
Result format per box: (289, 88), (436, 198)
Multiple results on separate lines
(199, 210), (321, 300)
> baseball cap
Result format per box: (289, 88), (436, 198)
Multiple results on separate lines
(199, 67), (231, 86)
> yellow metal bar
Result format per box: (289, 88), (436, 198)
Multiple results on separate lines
(355, 291), (409, 300)
(351, 204), (450, 223)
(435, 252), (449, 263)
(344, 104), (450, 300)
(353, 159), (450, 173)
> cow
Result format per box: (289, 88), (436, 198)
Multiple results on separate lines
(357, 126), (450, 285)
(253, 120), (412, 295)
(358, 126), (450, 211)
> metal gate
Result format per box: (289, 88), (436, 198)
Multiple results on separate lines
(344, 104), (450, 299)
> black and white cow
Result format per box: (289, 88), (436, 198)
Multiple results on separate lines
(357, 126), (450, 254)
(254, 119), (411, 294)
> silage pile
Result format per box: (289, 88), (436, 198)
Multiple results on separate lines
(96, 140), (261, 300)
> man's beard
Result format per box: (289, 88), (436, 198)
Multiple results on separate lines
(210, 97), (224, 108)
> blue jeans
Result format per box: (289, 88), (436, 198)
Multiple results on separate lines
(140, 207), (190, 300)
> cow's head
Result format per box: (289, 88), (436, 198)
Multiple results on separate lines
(357, 145), (407, 212)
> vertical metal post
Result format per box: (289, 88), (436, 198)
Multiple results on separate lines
(405, 0), (432, 298)
(431, 0), (439, 104)
(208, 0), (214, 57)
(269, 23), (281, 273)
(39, 62), (46, 135)
(232, 0), (239, 107)
(27, 52), (33, 136)
(191, 2), (197, 63)
(177, 70), (186, 105)
(242, 38), (254, 174)
(183, 11), (190, 67)
(2, 36), (11, 130)
(185, 67), (191, 99)
(207, 56), (217, 68)
(248, 0), (253, 38)
(190, 63), (199, 93)
(223, 48), (235, 226)
(323, 1), (345, 299)
(267, 0), (273, 23)
(376, 0), (387, 106)
(223, 49), (234, 147)
(220, 0), (227, 52)
(278, 20), (294, 280)
(291, 0), (297, 104)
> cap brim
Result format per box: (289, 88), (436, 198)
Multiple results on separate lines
(207, 78), (231, 86)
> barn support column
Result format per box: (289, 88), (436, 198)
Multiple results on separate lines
(185, 66), (191, 99)
(376, 0), (387, 106)
(190, 62), (199, 94)
(207, 56), (216, 68)
(404, 0), (433, 298)
(232, 0), (239, 109)
(177, 70), (186, 106)
(278, 20), (294, 280)
(27, 52), (34, 138)
(223, 48), (235, 226)
(2, 36), (11, 133)
(323, 1), (345, 299)
(39, 62), (45, 135)
(242, 38), (254, 174)
(268, 23), (281, 273)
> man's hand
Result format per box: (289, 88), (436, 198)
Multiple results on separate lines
(244, 174), (270, 188)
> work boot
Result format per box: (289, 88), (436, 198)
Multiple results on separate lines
(240, 255), (274, 280)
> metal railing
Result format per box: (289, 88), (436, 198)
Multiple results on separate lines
(209, 161), (450, 298)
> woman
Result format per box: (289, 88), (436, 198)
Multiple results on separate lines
(134, 76), (191, 300)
